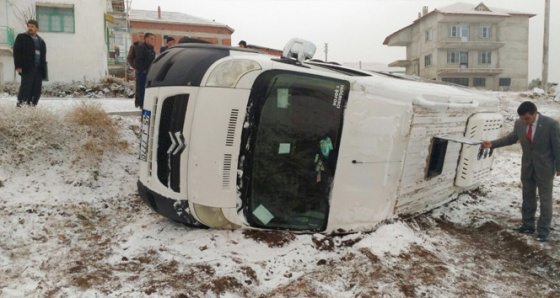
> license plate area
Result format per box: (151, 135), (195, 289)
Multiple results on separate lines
(139, 110), (151, 161)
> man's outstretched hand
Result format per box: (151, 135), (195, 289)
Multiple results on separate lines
(481, 141), (492, 149)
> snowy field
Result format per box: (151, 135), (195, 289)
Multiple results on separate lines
(1, 92), (559, 298)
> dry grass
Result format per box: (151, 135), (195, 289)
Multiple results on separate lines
(66, 102), (128, 157)
(0, 102), (128, 164)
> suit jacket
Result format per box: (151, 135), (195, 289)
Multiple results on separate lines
(13, 32), (47, 78)
(492, 113), (560, 181)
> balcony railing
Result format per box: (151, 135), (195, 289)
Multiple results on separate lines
(438, 67), (503, 75)
(437, 40), (505, 50)
(0, 26), (15, 48)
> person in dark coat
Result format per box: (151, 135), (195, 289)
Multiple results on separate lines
(127, 41), (139, 70)
(134, 33), (156, 109)
(13, 19), (47, 107)
(159, 36), (175, 54)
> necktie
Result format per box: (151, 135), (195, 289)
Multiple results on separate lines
(526, 124), (532, 143)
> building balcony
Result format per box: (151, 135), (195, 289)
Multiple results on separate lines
(438, 66), (503, 76)
(437, 40), (505, 50)
(0, 26), (15, 54)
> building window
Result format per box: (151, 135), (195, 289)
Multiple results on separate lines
(499, 78), (511, 87)
(36, 5), (75, 33)
(473, 78), (486, 87)
(478, 52), (491, 64)
(425, 29), (433, 42)
(449, 25), (469, 38)
(442, 78), (469, 87)
(480, 26), (492, 38)
(111, 0), (125, 13)
(424, 54), (432, 67)
(426, 138), (448, 178)
(447, 51), (468, 64)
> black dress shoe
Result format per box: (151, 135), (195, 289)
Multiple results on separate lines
(536, 235), (548, 242)
(512, 226), (535, 234)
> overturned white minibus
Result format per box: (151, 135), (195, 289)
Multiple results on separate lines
(137, 39), (503, 234)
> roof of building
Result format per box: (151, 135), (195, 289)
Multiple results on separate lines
(383, 2), (536, 45)
(436, 2), (536, 17)
(129, 9), (230, 28)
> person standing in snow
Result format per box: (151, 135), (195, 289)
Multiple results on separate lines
(159, 36), (175, 54)
(481, 101), (560, 242)
(13, 19), (47, 107)
(127, 41), (139, 70)
(134, 33), (156, 109)
(127, 41), (140, 105)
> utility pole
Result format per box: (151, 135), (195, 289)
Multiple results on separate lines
(542, 0), (550, 92)
(324, 43), (328, 62)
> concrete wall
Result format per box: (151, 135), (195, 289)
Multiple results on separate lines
(1, 0), (108, 84)
(496, 16), (530, 91)
(130, 20), (233, 55)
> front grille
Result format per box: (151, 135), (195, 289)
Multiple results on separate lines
(157, 94), (189, 192)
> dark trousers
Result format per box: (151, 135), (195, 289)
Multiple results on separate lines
(136, 71), (147, 109)
(17, 68), (43, 106)
(521, 175), (553, 237)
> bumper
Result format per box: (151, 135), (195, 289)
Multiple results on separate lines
(137, 180), (206, 228)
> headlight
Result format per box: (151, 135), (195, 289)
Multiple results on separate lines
(192, 203), (240, 229)
(206, 59), (261, 88)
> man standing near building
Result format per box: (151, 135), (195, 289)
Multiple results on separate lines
(159, 36), (175, 53)
(13, 19), (47, 107)
(481, 101), (560, 242)
(134, 33), (155, 109)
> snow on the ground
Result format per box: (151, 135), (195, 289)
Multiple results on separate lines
(0, 93), (559, 298)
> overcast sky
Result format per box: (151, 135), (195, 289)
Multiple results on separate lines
(130, 0), (559, 83)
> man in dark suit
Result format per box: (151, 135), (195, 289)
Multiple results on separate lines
(482, 101), (560, 242)
(13, 19), (47, 107)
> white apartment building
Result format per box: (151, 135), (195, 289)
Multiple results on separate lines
(383, 2), (535, 91)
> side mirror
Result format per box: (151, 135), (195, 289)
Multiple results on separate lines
(281, 38), (316, 63)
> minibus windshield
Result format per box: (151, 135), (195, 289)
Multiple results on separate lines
(241, 70), (349, 231)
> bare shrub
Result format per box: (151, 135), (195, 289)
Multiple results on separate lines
(0, 102), (128, 165)
(0, 105), (63, 160)
(66, 102), (128, 158)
